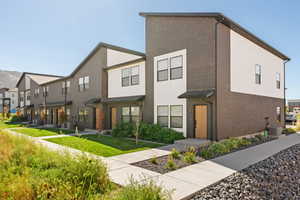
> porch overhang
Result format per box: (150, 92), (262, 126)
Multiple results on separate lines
(178, 89), (215, 99)
(40, 101), (72, 107)
(102, 95), (145, 103)
(84, 98), (101, 106)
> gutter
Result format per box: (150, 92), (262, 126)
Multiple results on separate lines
(214, 17), (225, 141)
(283, 59), (290, 128)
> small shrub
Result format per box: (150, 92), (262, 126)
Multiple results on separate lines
(170, 148), (180, 159)
(105, 178), (171, 200)
(150, 156), (158, 165)
(199, 148), (213, 159)
(255, 134), (265, 141)
(165, 156), (177, 170)
(112, 122), (136, 138)
(10, 115), (27, 123)
(183, 151), (197, 164)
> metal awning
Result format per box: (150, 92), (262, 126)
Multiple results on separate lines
(102, 95), (145, 103)
(178, 89), (215, 99)
(40, 101), (72, 107)
(84, 98), (101, 105)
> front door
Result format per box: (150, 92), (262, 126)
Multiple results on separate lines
(111, 107), (117, 129)
(195, 105), (208, 139)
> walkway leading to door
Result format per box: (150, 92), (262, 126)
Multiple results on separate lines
(4, 128), (300, 200)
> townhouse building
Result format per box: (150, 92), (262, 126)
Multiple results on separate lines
(16, 12), (289, 141)
(16, 72), (62, 121)
(0, 88), (18, 113)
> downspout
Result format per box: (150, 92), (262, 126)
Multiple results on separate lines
(283, 59), (290, 128)
(214, 17), (224, 141)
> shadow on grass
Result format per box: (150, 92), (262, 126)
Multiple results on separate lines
(79, 134), (162, 151)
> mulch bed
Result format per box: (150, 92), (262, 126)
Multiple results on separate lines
(132, 154), (204, 174)
(190, 143), (300, 200)
(132, 136), (277, 174)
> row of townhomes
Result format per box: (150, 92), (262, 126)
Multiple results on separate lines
(0, 87), (18, 113)
(16, 12), (290, 140)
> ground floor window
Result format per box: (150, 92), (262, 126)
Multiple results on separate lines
(157, 105), (169, 127)
(170, 105), (183, 128)
(157, 105), (183, 128)
(121, 106), (140, 123)
(276, 106), (281, 122)
(79, 108), (88, 122)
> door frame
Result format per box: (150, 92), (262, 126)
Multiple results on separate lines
(193, 104), (211, 139)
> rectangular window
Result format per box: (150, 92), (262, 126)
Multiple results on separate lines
(62, 80), (71, 95)
(276, 107), (281, 122)
(255, 64), (262, 84)
(34, 88), (39, 97)
(157, 105), (169, 127)
(84, 76), (89, 89)
(121, 107), (130, 122)
(170, 105), (183, 128)
(122, 68), (131, 87)
(131, 66), (139, 85)
(122, 66), (139, 87)
(276, 72), (280, 89)
(43, 87), (49, 97)
(170, 56), (183, 80)
(157, 59), (168, 81)
(78, 77), (84, 92)
(131, 106), (140, 123)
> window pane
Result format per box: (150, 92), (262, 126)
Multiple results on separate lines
(158, 105), (168, 116)
(131, 75), (139, 85)
(131, 106), (140, 116)
(170, 67), (183, 80)
(122, 116), (130, 123)
(171, 116), (183, 128)
(255, 64), (261, 74)
(158, 70), (168, 81)
(158, 116), (168, 127)
(131, 66), (139, 75)
(132, 116), (139, 123)
(171, 105), (183, 116)
(157, 59), (168, 71)
(79, 78), (84, 84)
(122, 68), (131, 77)
(276, 73), (280, 81)
(66, 81), (70, 87)
(122, 107), (130, 115)
(122, 77), (130, 87)
(170, 56), (182, 68)
(255, 74), (261, 84)
(276, 107), (281, 121)
(84, 76), (89, 83)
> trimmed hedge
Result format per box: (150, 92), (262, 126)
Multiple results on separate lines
(112, 122), (184, 144)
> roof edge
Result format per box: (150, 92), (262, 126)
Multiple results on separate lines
(16, 72), (63, 87)
(104, 57), (146, 71)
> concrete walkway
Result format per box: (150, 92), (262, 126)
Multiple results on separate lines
(4, 128), (300, 200)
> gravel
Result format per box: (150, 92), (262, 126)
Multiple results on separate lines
(190, 144), (300, 200)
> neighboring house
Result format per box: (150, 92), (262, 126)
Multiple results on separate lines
(0, 88), (18, 113)
(15, 12), (290, 141)
(16, 72), (62, 121)
(288, 99), (300, 114)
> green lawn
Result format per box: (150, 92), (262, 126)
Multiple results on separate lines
(13, 127), (74, 137)
(46, 134), (163, 157)
(0, 120), (24, 130)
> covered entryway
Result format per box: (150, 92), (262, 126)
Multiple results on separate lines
(194, 105), (208, 139)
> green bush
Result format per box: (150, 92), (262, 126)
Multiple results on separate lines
(165, 156), (177, 170)
(10, 115), (27, 123)
(112, 122), (184, 144)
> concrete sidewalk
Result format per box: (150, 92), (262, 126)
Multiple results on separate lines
(4, 128), (300, 200)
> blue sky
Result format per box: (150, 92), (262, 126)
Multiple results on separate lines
(0, 0), (299, 99)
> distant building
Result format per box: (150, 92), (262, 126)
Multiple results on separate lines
(0, 88), (18, 113)
(287, 99), (300, 113)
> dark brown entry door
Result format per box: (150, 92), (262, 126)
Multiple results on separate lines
(111, 107), (117, 129)
(195, 105), (208, 139)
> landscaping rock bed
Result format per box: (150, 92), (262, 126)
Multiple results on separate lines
(190, 143), (300, 200)
(133, 154), (204, 174)
(133, 135), (276, 174)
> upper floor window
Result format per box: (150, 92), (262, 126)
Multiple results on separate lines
(276, 72), (280, 89)
(26, 91), (31, 101)
(170, 56), (183, 80)
(62, 80), (70, 95)
(20, 92), (24, 102)
(157, 59), (168, 81)
(255, 64), (262, 84)
(78, 76), (89, 92)
(34, 88), (39, 97)
(121, 66), (139, 87)
(11, 93), (14, 98)
(43, 86), (49, 97)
